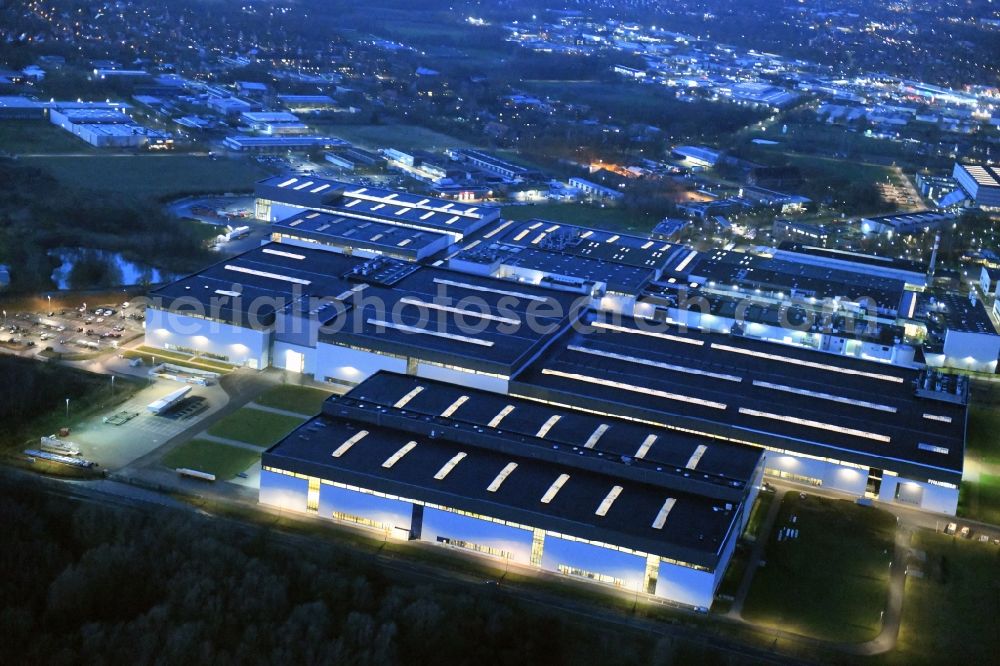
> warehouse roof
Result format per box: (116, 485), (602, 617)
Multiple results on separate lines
(450, 242), (655, 296)
(956, 163), (1000, 189)
(258, 175), (499, 235)
(273, 209), (449, 258)
(921, 291), (998, 335)
(148, 243), (364, 327)
(241, 111), (300, 124)
(483, 219), (684, 273)
(149, 243), (584, 376)
(340, 372), (761, 487)
(776, 243), (928, 277)
(265, 372), (756, 567)
(676, 248), (907, 311)
(641, 284), (904, 346)
(512, 313), (967, 481)
(323, 265), (583, 376)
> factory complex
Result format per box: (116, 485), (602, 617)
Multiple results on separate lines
(143, 175), (984, 607)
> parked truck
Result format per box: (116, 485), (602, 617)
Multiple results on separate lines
(216, 225), (250, 243)
(40, 435), (80, 456)
(147, 386), (192, 415)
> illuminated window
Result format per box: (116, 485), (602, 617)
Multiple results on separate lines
(557, 564), (624, 587)
(437, 537), (511, 560)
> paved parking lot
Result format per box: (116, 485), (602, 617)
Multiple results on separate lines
(1, 300), (146, 358)
(63, 380), (229, 470)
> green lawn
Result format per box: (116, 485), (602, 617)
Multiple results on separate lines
(740, 121), (918, 165)
(314, 123), (474, 152)
(743, 490), (775, 541)
(0, 120), (95, 154)
(254, 384), (334, 416)
(206, 407), (305, 447)
(958, 405), (1000, 525)
(886, 531), (1000, 664)
(125, 347), (232, 374)
(129, 346), (192, 362)
(742, 493), (896, 643)
(780, 153), (894, 186)
(161, 439), (260, 480)
(965, 404), (1000, 463)
(712, 544), (750, 614)
(190, 357), (236, 372)
(20, 154), (268, 199)
(379, 19), (474, 41)
(502, 202), (659, 233)
(959, 474), (1000, 526)
(0, 357), (140, 452)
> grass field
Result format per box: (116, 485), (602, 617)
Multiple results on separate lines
(743, 490), (775, 541)
(741, 121), (921, 165)
(20, 154), (268, 200)
(712, 545), (750, 614)
(0, 357), (141, 452)
(0, 121), (94, 154)
(523, 81), (670, 123)
(965, 404), (1000, 463)
(886, 531), (1000, 664)
(779, 153), (895, 186)
(380, 20), (474, 41)
(314, 123), (474, 152)
(161, 439), (260, 480)
(742, 493), (896, 643)
(959, 474), (1000, 526)
(502, 202), (660, 233)
(206, 407), (305, 447)
(125, 347), (233, 374)
(957, 405), (1000, 524)
(254, 384), (334, 416)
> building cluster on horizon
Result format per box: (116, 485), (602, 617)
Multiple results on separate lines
(509, 16), (1000, 138)
(0, 96), (171, 148)
(138, 176), (992, 606)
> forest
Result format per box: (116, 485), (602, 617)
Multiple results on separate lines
(0, 471), (748, 665)
(0, 159), (214, 292)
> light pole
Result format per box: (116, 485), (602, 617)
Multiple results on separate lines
(65, 398), (70, 419)
(111, 375), (116, 396)
(47, 295), (52, 311)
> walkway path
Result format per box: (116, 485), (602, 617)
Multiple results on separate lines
(197, 433), (269, 452)
(728, 488), (785, 618)
(245, 402), (311, 419)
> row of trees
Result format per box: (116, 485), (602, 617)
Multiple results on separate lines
(0, 471), (747, 665)
(0, 357), (106, 449)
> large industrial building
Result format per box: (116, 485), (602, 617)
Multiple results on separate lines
(511, 311), (967, 515)
(269, 209), (451, 261)
(146, 244), (583, 391)
(860, 210), (959, 237)
(145, 175), (987, 591)
(953, 162), (1000, 209)
(148, 240), (969, 516)
(48, 106), (170, 148)
(261, 372), (764, 609)
(254, 175), (499, 243)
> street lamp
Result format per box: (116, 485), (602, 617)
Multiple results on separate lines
(65, 398), (70, 419)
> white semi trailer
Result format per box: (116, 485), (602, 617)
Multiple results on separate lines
(147, 386), (192, 415)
